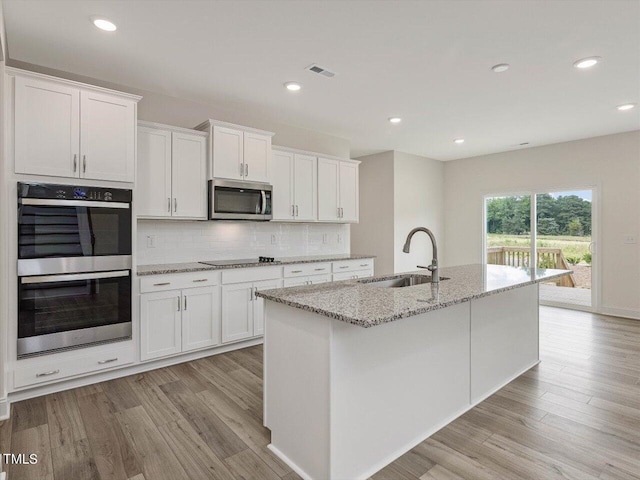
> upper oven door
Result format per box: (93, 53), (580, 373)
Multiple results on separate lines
(18, 198), (132, 260)
(209, 179), (272, 220)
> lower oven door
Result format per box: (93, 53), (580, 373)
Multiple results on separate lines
(18, 270), (132, 357)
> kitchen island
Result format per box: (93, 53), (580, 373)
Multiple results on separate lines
(256, 264), (571, 480)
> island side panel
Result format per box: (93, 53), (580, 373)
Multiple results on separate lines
(329, 302), (471, 480)
(264, 301), (332, 480)
(470, 283), (539, 404)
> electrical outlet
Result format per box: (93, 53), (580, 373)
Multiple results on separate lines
(624, 234), (638, 244)
(323, 233), (328, 244)
(146, 235), (156, 248)
(337, 233), (342, 244)
(271, 234), (277, 245)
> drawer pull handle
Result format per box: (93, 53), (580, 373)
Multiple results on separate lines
(192, 279), (208, 283)
(153, 282), (170, 286)
(36, 369), (60, 377)
(98, 358), (118, 365)
(291, 270), (303, 273)
(339, 266), (349, 269)
(360, 264), (369, 267)
(314, 268), (326, 271)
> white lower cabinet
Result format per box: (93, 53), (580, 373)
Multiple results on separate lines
(221, 278), (282, 343)
(140, 285), (221, 361)
(283, 274), (332, 287)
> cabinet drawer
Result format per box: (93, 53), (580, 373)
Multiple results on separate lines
(332, 269), (373, 282)
(222, 266), (282, 284)
(283, 273), (331, 287)
(283, 263), (331, 278)
(332, 259), (374, 273)
(140, 271), (220, 293)
(14, 344), (135, 389)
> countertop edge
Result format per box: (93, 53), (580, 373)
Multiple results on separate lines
(256, 270), (572, 327)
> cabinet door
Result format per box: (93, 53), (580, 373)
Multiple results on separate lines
(80, 90), (136, 182)
(137, 126), (172, 217)
(339, 162), (359, 222)
(317, 158), (340, 221)
(140, 291), (182, 361)
(283, 277), (309, 287)
(213, 126), (244, 180)
(271, 150), (294, 220)
(253, 279), (282, 337)
(172, 132), (207, 219)
(221, 282), (254, 343)
(243, 132), (271, 183)
(14, 75), (80, 178)
(308, 274), (332, 284)
(294, 154), (317, 221)
(182, 286), (221, 352)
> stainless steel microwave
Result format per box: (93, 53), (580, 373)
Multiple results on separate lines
(208, 179), (272, 221)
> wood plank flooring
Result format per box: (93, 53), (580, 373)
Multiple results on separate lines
(1, 306), (639, 480)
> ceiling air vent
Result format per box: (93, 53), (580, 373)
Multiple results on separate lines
(305, 64), (336, 78)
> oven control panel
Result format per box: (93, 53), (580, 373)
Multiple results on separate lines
(18, 183), (132, 203)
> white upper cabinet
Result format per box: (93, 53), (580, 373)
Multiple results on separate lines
(212, 126), (244, 179)
(243, 131), (271, 183)
(137, 126), (172, 217)
(11, 68), (140, 182)
(14, 75), (80, 178)
(80, 90), (136, 182)
(339, 161), (359, 222)
(136, 122), (208, 220)
(196, 120), (274, 182)
(272, 149), (317, 221)
(294, 153), (317, 221)
(318, 157), (360, 223)
(272, 149), (295, 220)
(318, 157), (341, 221)
(171, 131), (207, 218)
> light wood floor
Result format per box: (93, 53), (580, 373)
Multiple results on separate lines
(1, 306), (639, 480)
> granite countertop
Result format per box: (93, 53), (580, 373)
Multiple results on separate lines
(137, 254), (375, 276)
(255, 264), (572, 328)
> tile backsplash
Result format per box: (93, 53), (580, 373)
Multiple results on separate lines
(137, 220), (351, 264)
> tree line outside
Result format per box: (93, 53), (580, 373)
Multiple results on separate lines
(486, 194), (592, 237)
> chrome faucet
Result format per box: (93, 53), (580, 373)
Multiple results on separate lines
(402, 227), (439, 284)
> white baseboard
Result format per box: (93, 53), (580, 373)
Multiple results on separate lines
(7, 337), (263, 406)
(0, 398), (9, 420)
(600, 306), (640, 320)
(267, 444), (312, 480)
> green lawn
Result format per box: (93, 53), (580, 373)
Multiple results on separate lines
(487, 234), (591, 264)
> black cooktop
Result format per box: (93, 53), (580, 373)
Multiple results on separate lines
(200, 257), (279, 267)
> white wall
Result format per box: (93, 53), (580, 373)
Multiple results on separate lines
(394, 152), (444, 273)
(0, 0), (7, 419)
(138, 221), (350, 265)
(443, 130), (640, 319)
(351, 151), (444, 275)
(350, 151), (395, 274)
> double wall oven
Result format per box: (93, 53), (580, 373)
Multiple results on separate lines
(17, 183), (133, 357)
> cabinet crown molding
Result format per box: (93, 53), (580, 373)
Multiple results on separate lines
(5, 66), (142, 102)
(138, 121), (208, 137)
(273, 145), (360, 164)
(194, 119), (275, 137)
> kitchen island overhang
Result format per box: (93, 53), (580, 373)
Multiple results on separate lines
(257, 264), (571, 480)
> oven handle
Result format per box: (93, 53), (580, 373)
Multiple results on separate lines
(19, 198), (130, 209)
(21, 270), (130, 284)
(261, 190), (267, 215)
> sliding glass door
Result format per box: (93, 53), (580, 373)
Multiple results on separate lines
(485, 189), (596, 311)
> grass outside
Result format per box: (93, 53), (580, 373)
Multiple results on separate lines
(487, 234), (591, 264)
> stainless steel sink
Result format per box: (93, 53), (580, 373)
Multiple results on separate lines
(359, 274), (449, 288)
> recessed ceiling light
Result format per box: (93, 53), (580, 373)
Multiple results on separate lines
(454, 138), (465, 144)
(573, 56), (601, 69)
(617, 103), (636, 111)
(284, 82), (301, 92)
(491, 64), (510, 73)
(388, 117), (402, 124)
(91, 16), (117, 32)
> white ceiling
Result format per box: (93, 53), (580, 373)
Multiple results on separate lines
(3, 0), (639, 160)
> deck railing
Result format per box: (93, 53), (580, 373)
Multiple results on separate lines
(487, 246), (575, 287)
